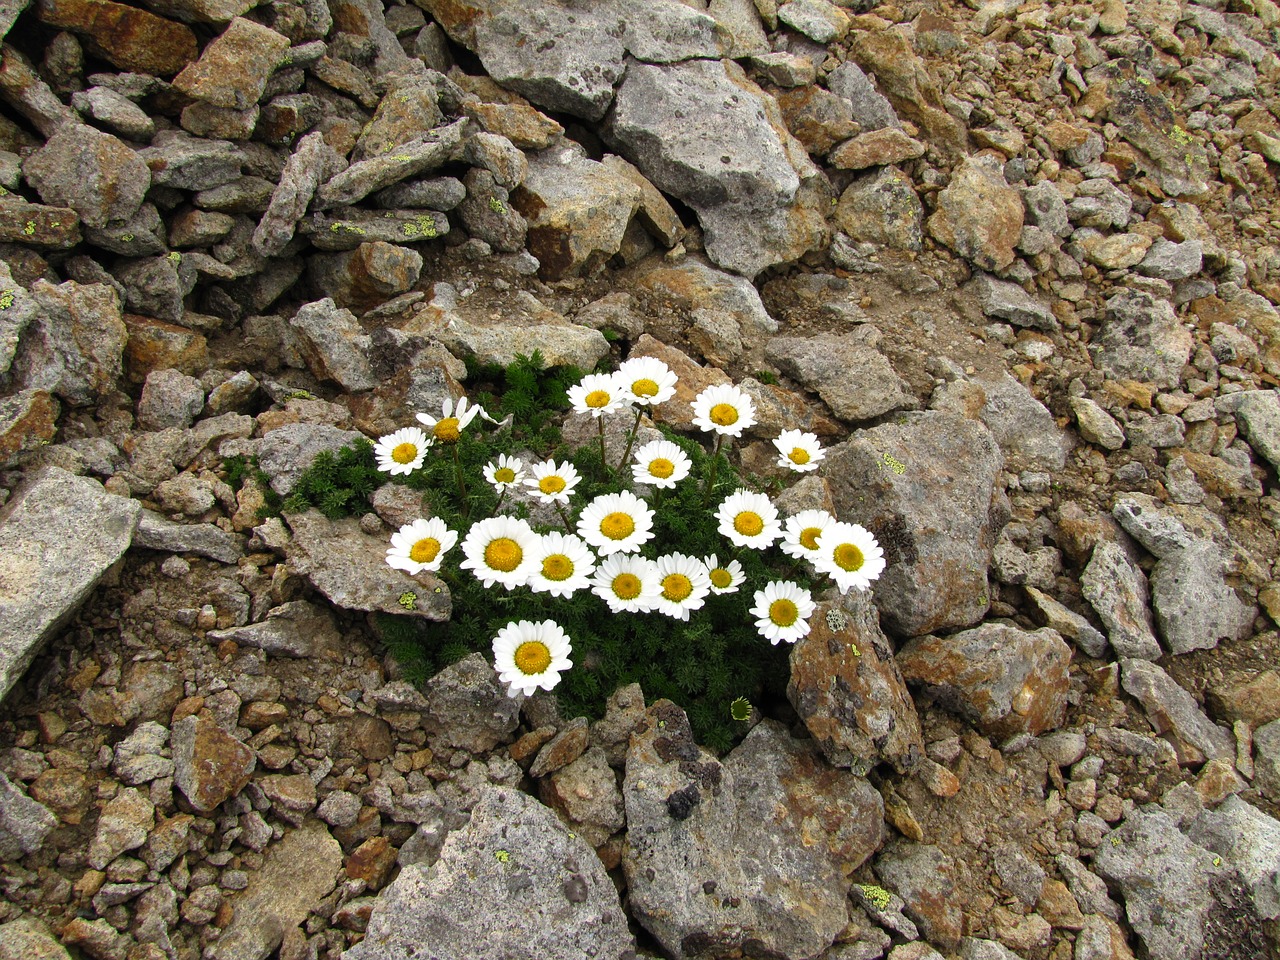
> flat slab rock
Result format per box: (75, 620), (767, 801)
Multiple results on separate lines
(0, 467), (140, 703)
(345, 784), (635, 960)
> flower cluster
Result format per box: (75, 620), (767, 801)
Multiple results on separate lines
(372, 357), (885, 702)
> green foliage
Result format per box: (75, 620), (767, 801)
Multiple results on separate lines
(222, 454), (281, 519)
(753, 369), (779, 386)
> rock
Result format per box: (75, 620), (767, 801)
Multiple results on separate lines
(309, 242), (423, 313)
(1206, 671), (1280, 729)
(315, 119), (468, 209)
(111, 721), (173, 785)
(88, 786), (155, 869)
(71, 86), (156, 142)
(993, 842), (1046, 907)
(1108, 80), (1209, 197)
(135, 510), (242, 563)
(776, 85), (858, 157)
(847, 26), (963, 152)
(622, 703), (850, 960)
(287, 298), (376, 391)
(1024, 586), (1109, 659)
(750, 51), (817, 88)
(1022, 181), (1070, 237)
(24, 123), (150, 229)
(137, 369), (204, 430)
(829, 128), (924, 170)
(284, 509), (451, 621)
(456, 166), (526, 252)
(172, 16), (289, 109)
(207, 822), (342, 960)
(538, 745), (625, 847)
(1081, 232), (1152, 271)
(833, 165), (923, 251)
(606, 58), (827, 278)
(33, 0), (197, 77)
(1256, 720), (1280, 801)
(253, 132), (344, 258)
(823, 411), (1007, 637)
(1080, 540), (1162, 660)
(1149, 540), (1250, 655)
(589, 682), (647, 768)
(1093, 807), (1267, 959)
(766, 332), (911, 423)
(1187, 795), (1280, 921)
(873, 840), (964, 951)
(303, 207), (451, 251)
(1216, 390), (1280, 472)
(1071, 396), (1125, 451)
(354, 75), (444, 160)
(971, 369), (1071, 472)
(171, 713), (255, 813)
(0, 770), (57, 860)
(1138, 238), (1203, 281)
(0, 468), (140, 703)
(0, 917), (71, 960)
(421, 653), (521, 754)
(927, 154), (1023, 272)
(528, 717), (590, 779)
(346, 785), (634, 960)
(511, 144), (642, 281)
(973, 273), (1056, 331)
(207, 600), (342, 659)
(139, 129), (243, 191)
(787, 593), (923, 774)
(256, 422), (365, 496)
(827, 61), (899, 132)
(0, 389), (59, 462)
(122, 315), (208, 383)
(777, 0), (848, 41)
(463, 100), (563, 150)
(1120, 659), (1235, 765)
(0, 43), (78, 137)
(0, 198), (81, 248)
(709, 0), (769, 58)
(897, 623), (1071, 738)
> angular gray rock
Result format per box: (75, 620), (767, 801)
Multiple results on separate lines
(1149, 539), (1250, 655)
(1089, 290), (1194, 389)
(23, 123), (150, 228)
(766, 332), (911, 423)
(823, 411), (1008, 637)
(207, 600), (342, 659)
(1186, 795), (1280, 922)
(0, 770), (57, 860)
(0, 468), (140, 703)
(1111, 494), (1195, 559)
(1070, 396), (1125, 451)
(346, 785), (634, 960)
(1080, 540), (1162, 660)
(926, 154), (1023, 272)
(833, 166), (923, 251)
(111, 721), (174, 786)
(134, 510), (243, 564)
(972, 369), (1071, 472)
(288, 298), (375, 392)
(1120, 658), (1235, 764)
(421, 652), (521, 754)
(138, 368), (205, 430)
(315, 119), (468, 209)
(0, 916), (71, 960)
(1255, 719), (1280, 802)
(255, 422), (365, 497)
(1216, 389), (1280, 472)
(826, 61), (899, 131)
(873, 840), (964, 951)
(11, 279), (127, 406)
(973, 273), (1057, 331)
(88, 786), (155, 869)
(253, 131), (345, 257)
(1138, 238), (1203, 281)
(171, 713), (256, 814)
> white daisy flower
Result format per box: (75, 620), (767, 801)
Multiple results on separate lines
(483, 454), (525, 492)
(652, 553), (712, 621)
(751, 580), (816, 645)
(524, 459), (582, 504)
(780, 509), (837, 561)
(416, 395), (484, 444)
(691, 383), (756, 438)
(616, 356), (678, 406)
(459, 515), (539, 589)
(773, 429), (825, 473)
(568, 372), (628, 418)
(577, 490), (655, 555)
(527, 531), (596, 598)
(385, 517), (457, 574)
(492, 619), (573, 697)
(592, 553), (661, 613)
(703, 554), (745, 594)
(631, 439), (692, 489)
(715, 489), (781, 550)
(812, 521), (886, 594)
(374, 426), (431, 476)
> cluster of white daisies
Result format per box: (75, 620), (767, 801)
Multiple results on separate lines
(372, 356), (885, 698)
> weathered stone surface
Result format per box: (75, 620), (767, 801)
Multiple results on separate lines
(606, 58), (827, 278)
(23, 123), (150, 228)
(971, 369), (1071, 472)
(1150, 540), (1250, 655)
(1071, 396), (1126, 451)
(834, 166), (923, 251)
(139, 129), (244, 191)
(456, 165), (527, 252)
(1081, 540), (1162, 660)
(308, 242), (422, 314)
(172, 17), (290, 109)
(898, 623), (1071, 738)
(829, 128), (924, 170)
(111, 721), (173, 786)
(0, 917), (71, 960)
(288, 298), (375, 391)
(122, 314), (208, 383)
(0, 468), (139, 703)
(208, 822), (342, 960)
(137, 368), (204, 431)
(1216, 390), (1280, 472)
(846, 27), (964, 152)
(1138, 238), (1203, 281)
(823, 412), (1006, 637)
(874, 840), (964, 951)
(354, 74), (444, 160)
(285, 509), (451, 621)
(420, 652), (520, 753)
(171, 713), (256, 813)
(1186, 795), (1280, 922)
(0, 389), (59, 462)
(0, 198), (81, 248)
(88, 786), (155, 869)
(1257, 720), (1280, 802)
(623, 702), (850, 960)
(973, 273), (1056, 331)
(70, 86), (156, 141)
(1024, 586), (1108, 659)
(315, 119), (468, 209)
(0, 769), (57, 860)
(1108, 80), (1209, 197)
(776, 85), (858, 157)
(1120, 658), (1235, 765)
(1090, 289), (1193, 390)
(348, 785), (633, 960)
(256, 422), (364, 497)
(927, 154), (1022, 272)
(778, 0), (848, 42)
(302, 207), (450, 251)
(35, 0), (196, 76)
(827, 61), (899, 132)
(538, 745), (625, 847)
(207, 599), (342, 659)
(766, 332), (911, 423)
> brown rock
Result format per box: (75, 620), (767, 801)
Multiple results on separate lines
(1194, 757), (1245, 806)
(599, 154), (683, 248)
(528, 716), (590, 779)
(354, 74), (444, 159)
(123, 314), (209, 382)
(240, 701), (289, 730)
(34, 0), (197, 76)
(28, 767), (88, 824)
(509, 725), (556, 767)
(927, 153), (1023, 271)
(0, 390), (59, 462)
(1206, 670), (1280, 728)
(0, 199), (81, 248)
(537, 745), (625, 847)
(171, 714), (256, 814)
(463, 100), (563, 149)
(259, 773), (317, 813)
(345, 836), (397, 889)
(1038, 878), (1086, 930)
(172, 17), (290, 110)
(776, 85), (858, 156)
(829, 128), (925, 170)
(307, 241), (423, 313)
(24, 124), (150, 229)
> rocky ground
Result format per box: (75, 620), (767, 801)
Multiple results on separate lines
(2, 0), (1280, 958)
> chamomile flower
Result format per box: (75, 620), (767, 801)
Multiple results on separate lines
(691, 383), (756, 438)
(526, 532), (596, 598)
(568, 372), (628, 418)
(773, 429), (825, 473)
(416, 395), (483, 444)
(524, 459), (581, 504)
(631, 439), (692, 489)
(780, 509), (837, 561)
(577, 490), (654, 555)
(374, 426), (431, 476)
(492, 619), (573, 697)
(483, 454), (525, 492)
(751, 580), (815, 645)
(459, 515), (539, 589)
(715, 489), (782, 550)
(703, 554), (745, 594)
(616, 356), (677, 406)
(385, 518), (457, 574)
(812, 521), (886, 594)
(652, 553), (712, 621)
(591, 553), (661, 613)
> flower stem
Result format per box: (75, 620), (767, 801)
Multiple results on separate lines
(702, 434), (724, 506)
(554, 501), (575, 532)
(597, 415), (608, 476)
(452, 445), (468, 517)
(617, 407), (643, 473)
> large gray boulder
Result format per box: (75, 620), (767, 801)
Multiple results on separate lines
(1089, 290), (1194, 389)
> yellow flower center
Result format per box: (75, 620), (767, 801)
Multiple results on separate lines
(585, 389), (611, 409)
(789, 447), (810, 465)
(433, 417), (461, 443)
(632, 378), (659, 398)
(539, 475), (567, 495)
(648, 457), (675, 479)
(612, 573), (642, 600)
(799, 527), (823, 550)
(494, 467), (516, 484)
(600, 512), (636, 541)
(833, 542), (865, 572)
(662, 573), (693, 602)
(541, 554), (574, 581)
(710, 567), (733, 589)
(513, 640), (552, 675)
(710, 403), (739, 426)
(391, 442), (419, 464)
(409, 538), (440, 564)
(484, 537), (523, 572)
(734, 511), (764, 537)
(769, 598), (799, 627)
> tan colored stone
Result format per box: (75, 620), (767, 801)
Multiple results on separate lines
(172, 17), (290, 110)
(345, 835), (397, 889)
(34, 0), (197, 76)
(828, 128), (925, 170)
(0, 390), (59, 462)
(463, 100), (563, 149)
(122, 314), (209, 383)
